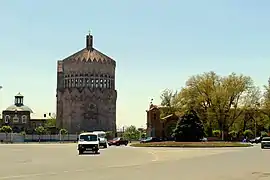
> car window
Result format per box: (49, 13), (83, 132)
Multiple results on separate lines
(262, 137), (270, 141)
(79, 135), (97, 141)
(113, 137), (120, 141)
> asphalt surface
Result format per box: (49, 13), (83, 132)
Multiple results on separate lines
(0, 143), (269, 180)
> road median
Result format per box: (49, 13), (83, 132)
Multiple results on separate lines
(130, 141), (253, 148)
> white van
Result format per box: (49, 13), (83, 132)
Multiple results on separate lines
(77, 132), (99, 155)
(92, 131), (108, 148)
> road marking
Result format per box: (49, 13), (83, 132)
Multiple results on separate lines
(147, 151), (159, 162)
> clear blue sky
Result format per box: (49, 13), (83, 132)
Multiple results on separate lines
(0, 0), (270, 128)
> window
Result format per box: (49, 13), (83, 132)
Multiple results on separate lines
(104, 79), (107, 88)
(153, 113), (157, 120)
(100, 79), (103, 88)
(86, 78), (90, 87)
(95, 79), (99, 88)
(4, 115), (10, 123)
(91, 79), (94, 88)
(13, 115), (19, 123)
(22, 115), (27, 123)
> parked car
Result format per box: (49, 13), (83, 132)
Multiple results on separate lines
(261, 137), (270, 149)
(249, 137), (262, 144)
(200, 137), (208, 142)
(140, 137), (161, 143)
(108, 137), (128, 146)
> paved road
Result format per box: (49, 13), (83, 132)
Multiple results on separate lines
(0, 143), (269, 179)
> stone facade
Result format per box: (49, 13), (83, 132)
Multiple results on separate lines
(56, 33), (117, 134)
(1, 93), (46, 133)
(146, 104), (178, 138)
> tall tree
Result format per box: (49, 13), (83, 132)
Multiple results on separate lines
(177, 72), (258, 139)
(261, 77), (270, 131)
(160, 89), (178, 118)
(123, 125), (140, 141)
(173, 110), (204, 142)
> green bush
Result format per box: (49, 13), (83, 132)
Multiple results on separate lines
(243, 129), (253, 138)
(213, 130), (221, 137)
(228, 130), (238, 139)
(261, 131), (268, 137)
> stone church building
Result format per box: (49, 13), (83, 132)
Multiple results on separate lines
(56, 33), (117, 134)
(1, 93), (46, 133)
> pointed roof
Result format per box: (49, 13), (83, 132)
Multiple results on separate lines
(62, 33), (115, 64)
(62, 48), (115, 64)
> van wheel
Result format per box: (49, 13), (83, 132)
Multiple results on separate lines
(79, 150), (84, 155)
(103, 144), (107, 148)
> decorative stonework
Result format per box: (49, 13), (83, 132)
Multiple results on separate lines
(56, 34), (117, 134)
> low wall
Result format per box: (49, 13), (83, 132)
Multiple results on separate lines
(0, 133), (78, 143)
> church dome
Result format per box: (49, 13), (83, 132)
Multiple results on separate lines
(6, 105), (33, 113)
(5, 92), (33, 113)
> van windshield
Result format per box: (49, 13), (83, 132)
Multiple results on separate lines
(98, 134), (106, 138)
(79, 135), (97, 141)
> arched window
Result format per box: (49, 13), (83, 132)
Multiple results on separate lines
(95, 79), (99, 88)
(104, 79), (107, 88)
(100, 79), (103, 88)
(4, 115), (10, 123)
(13, 115), (19, 123)
(22, 115), (27, 123)
(86, 78), (90, 87)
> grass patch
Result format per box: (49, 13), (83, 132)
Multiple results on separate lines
(130, 141), (252, 148)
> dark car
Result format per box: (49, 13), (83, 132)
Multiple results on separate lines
(108, 137), (128, 146)
(261, 137), (270, 149)
(140, 137), (161, 143)
(249, 137), (262, 144)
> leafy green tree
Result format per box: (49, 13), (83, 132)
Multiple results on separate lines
(173, 110), (204, 142)
(160, 89), (178, 118)
(123, 125), (140, 141)
(44, 115), (56, 128)
(35, 126), (46, 141)
(0, 126), (12, 141)
(243, 129), (253, 139)
(105, 131), (113, 139)
(176, 71), (258, 140)
(59, 128), (68, 141)
(261, 131), (268, 137)
(212, 130), (221, 137)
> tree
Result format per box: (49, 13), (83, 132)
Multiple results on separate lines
(261, 77), (270, 131)
(173, 110), (204, 142)
(59, 128), (68, 142)
(160, 89), (179, 118)
(35, 126), (46, 141)
(123, 125), (140, 141)
(177, 71), (258, 140)
(0, 126), (12, 142)
(44, 114), (56, 128)
(105, 131), (113, 139)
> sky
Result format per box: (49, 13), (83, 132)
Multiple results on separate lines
(1, 0), (270, 128)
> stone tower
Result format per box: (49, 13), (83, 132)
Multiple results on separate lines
(56, 33), (117, 134)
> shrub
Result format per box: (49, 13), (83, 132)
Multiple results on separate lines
(243, 129), (253, 138)
(228, 130), (238, 140)
(213, 130), (221, 137)
(261, 131), (268, 137)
